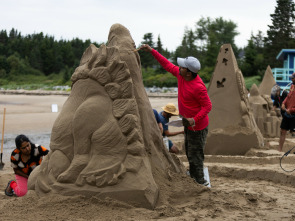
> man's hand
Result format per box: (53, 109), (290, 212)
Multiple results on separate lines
(182, 118), (195, 127)
(286, 109), (291, 114)
(281, 103), (286, 111)
(140, 44), (153, 52)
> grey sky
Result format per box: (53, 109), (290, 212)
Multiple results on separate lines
(1, 0), (277, 51)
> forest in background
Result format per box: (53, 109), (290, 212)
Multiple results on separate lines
(0, 0), (294, 90)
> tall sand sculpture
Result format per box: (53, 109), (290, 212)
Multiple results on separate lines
(259, 65), (276, 96)
(28, 24), (184, 209)
(249, 84), (281, 137)
(205, 44), (264, 155)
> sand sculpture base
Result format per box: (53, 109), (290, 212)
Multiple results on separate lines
(29, 159), (159, 208)
(205, 126), (261, 155)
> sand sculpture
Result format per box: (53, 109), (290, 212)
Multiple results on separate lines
(28, 24), (184, 209)
(249, 84), (281, 137)
(205, 44), (264, 155)
(259, 65), (276, 96)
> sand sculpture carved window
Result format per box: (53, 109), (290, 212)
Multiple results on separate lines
(222, 58), (228, 65)
(217, 78), (226, 88)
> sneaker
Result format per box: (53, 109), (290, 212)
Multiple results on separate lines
(5, 180), (14, 197)
(192, 178), (209, 186)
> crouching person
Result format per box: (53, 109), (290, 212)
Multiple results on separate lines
(5, 134), (49, 197)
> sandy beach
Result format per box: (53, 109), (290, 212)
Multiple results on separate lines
(1, 93), (295, 221)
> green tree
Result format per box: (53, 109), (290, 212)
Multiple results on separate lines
(195, 17), (210, 53)
(6, 53), (40, 77)
(264, 0), (295, 66)
(155, 35), (163, 54)
(0, 55), (9, 74)
(242, 39), (258, 76)
(174, 36), (188, 62)
(173, 28), (199, 63)
(62, 65), (71, 83)
(154, 35), (171, 73)
(195, 17), (239, 68)
(139, 33), (155, 69)
(0, 30), (8, 56)
(60, 41), (75, 67)
(241, 31), (265, 77)
(155, 35), (166, 73)
(251, 30), (265, 53)
(0, 28), (101, 85)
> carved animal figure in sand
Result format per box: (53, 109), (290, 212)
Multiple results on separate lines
(28, 24), (184, 209)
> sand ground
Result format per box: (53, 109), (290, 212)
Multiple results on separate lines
(1, 94), (295, 221)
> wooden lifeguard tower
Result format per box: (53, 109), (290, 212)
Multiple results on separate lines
(272, 49), (295, 90)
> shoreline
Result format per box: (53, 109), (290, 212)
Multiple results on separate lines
(0, 89), (178, 98)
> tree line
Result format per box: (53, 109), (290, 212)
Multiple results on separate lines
(0, 0), (294, 88)
(139, 0), (295, 86)
(0, 29), (101, 85)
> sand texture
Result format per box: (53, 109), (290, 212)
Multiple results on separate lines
(27, 24), (185, 209)
(1, 94), (295, 220)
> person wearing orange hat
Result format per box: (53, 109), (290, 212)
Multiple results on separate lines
(141, 44), (212, 186)
(279, 72), (295, 152)
(158, 103), (184, 154)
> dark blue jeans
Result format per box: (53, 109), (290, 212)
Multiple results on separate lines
(184, 127), (208, 184)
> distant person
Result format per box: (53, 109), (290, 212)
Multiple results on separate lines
(272, 85), (282, 112)
(5, 134), (49, 197)
(273, 86), (288, 116)
(141, 44), (212, 186)
(159, 103), (183, 154)
(153, 109), (163, 134)
(278, 73), (295, 152)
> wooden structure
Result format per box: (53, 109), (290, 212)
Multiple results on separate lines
(272, 49), (295, 90)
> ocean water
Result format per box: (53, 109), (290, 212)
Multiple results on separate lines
(1, 133), (51, 165)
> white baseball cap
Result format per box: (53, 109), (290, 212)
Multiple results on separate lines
(177, 56), (201, 73)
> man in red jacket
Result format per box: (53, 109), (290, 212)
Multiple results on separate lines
(141, 44), (212, 186)
(278, 72), (295, 152)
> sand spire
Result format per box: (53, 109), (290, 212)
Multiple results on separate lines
(205, 44), (264, 155)
(259, 65), (276, 96)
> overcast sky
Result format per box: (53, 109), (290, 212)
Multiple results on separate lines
(1, 0), (278, 51)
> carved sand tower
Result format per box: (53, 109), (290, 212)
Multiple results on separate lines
(259, 65), (276, 96)
(249, 84), (281, 137)
(28, 24), (184, 209)
(205, 44), (264, 155)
